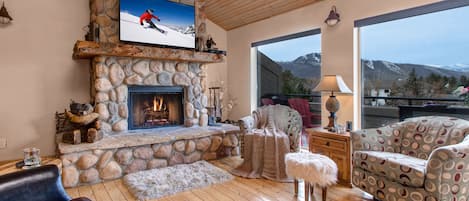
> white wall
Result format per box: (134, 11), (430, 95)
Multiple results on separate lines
(226, 0), (441, 126)
(0, 0), (90, 160)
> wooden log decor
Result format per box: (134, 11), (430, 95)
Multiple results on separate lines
(73, 40), (225, 63)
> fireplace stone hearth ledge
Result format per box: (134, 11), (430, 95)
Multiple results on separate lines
(58, 124), (241, 188)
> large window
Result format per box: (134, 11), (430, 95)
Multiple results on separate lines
(357, 2), (469, 128)
(252, 29), (321, 148)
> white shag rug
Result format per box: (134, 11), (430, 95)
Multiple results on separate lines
(123, 160), (234, 201)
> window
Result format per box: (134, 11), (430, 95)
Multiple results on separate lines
(356, 2), (469, 128)
(252, 29), (321, 148)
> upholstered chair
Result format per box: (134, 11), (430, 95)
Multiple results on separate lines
(351, 116), (469, 201)
(238, 104), (303, 158)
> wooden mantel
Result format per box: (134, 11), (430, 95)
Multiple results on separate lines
(73, 41), (224, 63)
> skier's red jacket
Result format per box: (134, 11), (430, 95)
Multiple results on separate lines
(140, 12), (159, 24)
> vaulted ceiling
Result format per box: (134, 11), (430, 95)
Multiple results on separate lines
(171, 0), (321, 30)
(203, 0), (320, 30)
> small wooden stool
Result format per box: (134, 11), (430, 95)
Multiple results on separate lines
(285, 152), (338, 201)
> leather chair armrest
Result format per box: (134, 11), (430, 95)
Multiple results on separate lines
(70, 197), (93, 201)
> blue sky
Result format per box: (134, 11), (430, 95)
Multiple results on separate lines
(258, 34), (321, 62)
(361, 5), (469, 67)
(120, 0), (194, 28)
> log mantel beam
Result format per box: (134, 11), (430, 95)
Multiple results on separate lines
(73, 41), (224, 63)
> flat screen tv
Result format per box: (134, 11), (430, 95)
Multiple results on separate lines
(119, 0), (195, 49)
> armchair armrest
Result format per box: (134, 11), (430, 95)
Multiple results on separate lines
(70, 198), (92, 201)
(238, 116), (255, 134)
(351, 125), (402, 153)
(425, 141), (469, 200)
(238, 116), (255, 158)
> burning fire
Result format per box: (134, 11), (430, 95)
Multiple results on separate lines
(153, 96), (164, 111)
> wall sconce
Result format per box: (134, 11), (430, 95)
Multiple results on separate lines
(324, 6), (340, 26)
(0, 2), (13, 24)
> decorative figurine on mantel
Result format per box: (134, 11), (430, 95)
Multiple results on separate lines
(206, 35), (216, 50)
(55, 100), (103, 144)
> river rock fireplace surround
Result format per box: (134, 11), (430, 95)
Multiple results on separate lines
(56, 0), (240, 188)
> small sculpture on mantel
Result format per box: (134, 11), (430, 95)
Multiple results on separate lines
(206, 35), (217, 50)
(55, 100), (103, 144)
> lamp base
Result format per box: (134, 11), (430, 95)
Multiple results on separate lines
(326, 112), (337, 132)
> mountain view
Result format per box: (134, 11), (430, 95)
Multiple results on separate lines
(270, 52), (469, 99)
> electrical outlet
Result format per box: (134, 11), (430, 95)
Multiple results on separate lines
(0, 138), (6, 149)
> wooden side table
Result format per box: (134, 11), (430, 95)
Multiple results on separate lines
(307, 128), (351, 187)
(0, 158), (62, 176)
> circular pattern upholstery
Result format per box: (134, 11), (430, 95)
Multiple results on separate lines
(285, 152), (338, 187)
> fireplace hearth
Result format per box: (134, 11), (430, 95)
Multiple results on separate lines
(128, 86), (184, 130)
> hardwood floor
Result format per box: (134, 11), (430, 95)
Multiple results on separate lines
(66, 157), (373, 201)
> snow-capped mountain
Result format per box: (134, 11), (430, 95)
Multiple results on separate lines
(272, 52), (469, 87)
(277, 53), (321, 79)
(120, 12), (195, 48)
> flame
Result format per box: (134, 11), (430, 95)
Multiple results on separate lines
(153, 96), (165, 111)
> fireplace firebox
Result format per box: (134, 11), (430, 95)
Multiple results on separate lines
(128, 86), (184, 130)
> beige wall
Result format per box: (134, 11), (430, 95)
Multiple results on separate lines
(226, 0), (441, 125)
(0, 0), (90, 160)
(204, 20), (229, 120)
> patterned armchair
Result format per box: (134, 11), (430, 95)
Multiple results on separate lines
(351, 116), (469, 201)
(238, 105), (303, 158)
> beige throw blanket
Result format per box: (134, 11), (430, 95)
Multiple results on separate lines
(231, 107), (292, 182)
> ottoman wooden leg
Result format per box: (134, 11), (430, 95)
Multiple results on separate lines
(310, 183), (314, 200)
(294, 179), (299, 196)
(322, 187), (327, 201)
(304, 182), (310, 201)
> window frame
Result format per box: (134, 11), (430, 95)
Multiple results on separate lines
(354, 0), (469, 128)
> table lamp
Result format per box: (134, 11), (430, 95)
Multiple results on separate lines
(313, 75), (352, 131)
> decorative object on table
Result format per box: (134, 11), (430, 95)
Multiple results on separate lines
(0, 2), (13, 24)
(351, 116), (469, 201)
(23, 148), (41, 169)
(313, 75), (352, 131)
(55, 100), (103, 144)
(453, 85), (469, 105)
(324, 6), (340, 26)
(123, 160), (233, 200)
(285, 152), (338, 201)
(346, 120), (353, 132)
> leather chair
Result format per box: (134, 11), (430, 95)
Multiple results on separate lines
(0, 164), (91, 201)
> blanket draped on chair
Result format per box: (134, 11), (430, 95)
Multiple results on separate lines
(231, 106), (293, 182)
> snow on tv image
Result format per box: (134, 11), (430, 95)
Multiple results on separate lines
(120, 0), (195, 49)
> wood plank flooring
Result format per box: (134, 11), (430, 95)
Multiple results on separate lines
(66, 157), (373, 201)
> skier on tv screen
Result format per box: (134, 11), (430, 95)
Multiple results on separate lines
(140, 9), (165, 33)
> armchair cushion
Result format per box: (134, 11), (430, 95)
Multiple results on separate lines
(353, 151), (426, 187)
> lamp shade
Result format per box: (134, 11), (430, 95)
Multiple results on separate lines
(313, 75), (352, 93)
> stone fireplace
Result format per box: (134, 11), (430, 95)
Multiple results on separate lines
(92, 56), (209, 134)
(57, 0), (240, 188)
(128, 86), (184, 130)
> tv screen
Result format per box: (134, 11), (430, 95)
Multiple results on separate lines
(120, 0), (195, 49)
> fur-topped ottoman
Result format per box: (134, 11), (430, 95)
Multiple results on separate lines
(285, 152), (338, 201)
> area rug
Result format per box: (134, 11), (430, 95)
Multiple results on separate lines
(123, 160), (234, 201)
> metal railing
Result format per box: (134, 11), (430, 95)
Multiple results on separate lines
(364, 96), (465, 106)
